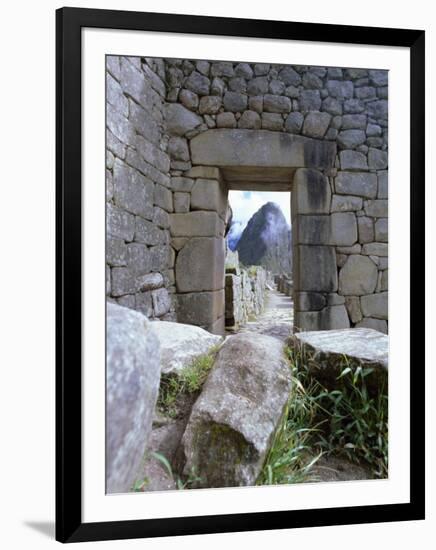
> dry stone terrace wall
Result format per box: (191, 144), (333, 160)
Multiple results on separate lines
(225, 250), (268, 329)
(106, 56), (388, 334)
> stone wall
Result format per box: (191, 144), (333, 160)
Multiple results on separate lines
(225, 250), (268, 329)
(106, 56), (176, 320)
(106, 56), (388, 334)
(164, 60), (388, 334)
(170, 166), (228, 334)
(276, 274), (293, 297)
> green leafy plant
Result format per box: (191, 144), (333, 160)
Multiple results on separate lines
(310, 361), (388, 478)
(176, 467), (203, 490)
(260, 345), (388, 486)
(157, 347), (218, 418)
(288, 346), (388, 479)
(258, 351), (323, 486)
(151, 451), (173, 478)
(131, 476), (149, 492)
(148, 451), (203, 491)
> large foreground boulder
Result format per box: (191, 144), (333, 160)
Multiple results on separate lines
(291, 328), (388, 389)
(178, 332), (292, 487)
(106, 303), (161, 493)
(150, 321), (222, 375)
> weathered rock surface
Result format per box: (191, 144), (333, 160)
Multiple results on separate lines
(178, 332), (292, 487)
(338, 255), (378, 296)
(223, 91), (248, 112)
(150, 321), (222, 375)
(302, 111), (331, 138)
(175, 237), (225, 292)
(293, 168), (331, 214)
(295, 245), (338, 292)
(170, 211), (224, 237)
(176, 290), (225, 334)
(106, 303), (161, 493)
(335, 172), (377, 199)
(190, 129), (336, 169)
(295, 305), (350, 331)
(361, 291), (388, 320)
(356, 317), (388, 334)
(291, 327), (388, 387)
(190, 178), (227, 216)
(165, 103), (202, 136)
(137, 272), (164, 292)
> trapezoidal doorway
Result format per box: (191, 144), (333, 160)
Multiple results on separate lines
(171, 128), (353, 335)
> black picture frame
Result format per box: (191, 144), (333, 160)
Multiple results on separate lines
(56, 6), (425, 543)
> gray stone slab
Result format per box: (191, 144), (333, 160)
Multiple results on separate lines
(175, 237), (225, 292)
(335, 171), (377, 199)
(361, 292), (388, 320)
(113, 160), (154, 220)
(150, 321), (222, 375)
(293, 168), (332, 214)
(191, 129), (336, 169)
(107, 203), (135, 242)
(291, 327), (388, 387)
(170, 211), (225, 237)
(338, 254), (378, 295)
(176, 289), (225, 326)
(295, 245), (338, 292)
(190, 179), (227, 217)
(295, 305), (350, 331)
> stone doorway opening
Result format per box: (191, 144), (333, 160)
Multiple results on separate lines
(172, 128), (340, 335)
(225, 187), (293, 339)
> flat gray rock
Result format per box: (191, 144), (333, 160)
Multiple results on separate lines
(293, 328), (388, 368)
(150, 321), (222, 375)
(291, 328), (388, 389)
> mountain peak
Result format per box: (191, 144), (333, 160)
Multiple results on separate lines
(232, 202), (292, 275)
(261, 201), (282, 211)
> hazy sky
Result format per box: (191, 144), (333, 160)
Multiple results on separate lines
(228, 190), (291, 231)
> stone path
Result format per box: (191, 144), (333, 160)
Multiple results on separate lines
(235, 289), (294, 342)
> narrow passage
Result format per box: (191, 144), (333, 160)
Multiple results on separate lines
(236, 287), (294, 342)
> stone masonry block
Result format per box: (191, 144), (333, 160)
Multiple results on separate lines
(170, 211), (225, 238)
(294, 245), (338, 292)
(176, 290), (225, 327)
(338, 255), (378, 296)
(113, 160), (154, 220)
(176, 237), (225, 293)
(190, 179), (227, 218)
(292, 168), (331, 215)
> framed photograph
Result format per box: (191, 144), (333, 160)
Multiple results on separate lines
(56, 7), (425, 543)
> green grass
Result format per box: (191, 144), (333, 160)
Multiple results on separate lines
(288, 345), (388, 478)
(259, 345), (388, 485)
(257, 373), (322, 485)
(308, 362), (388, 478)
(157, 347), (219, 418)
